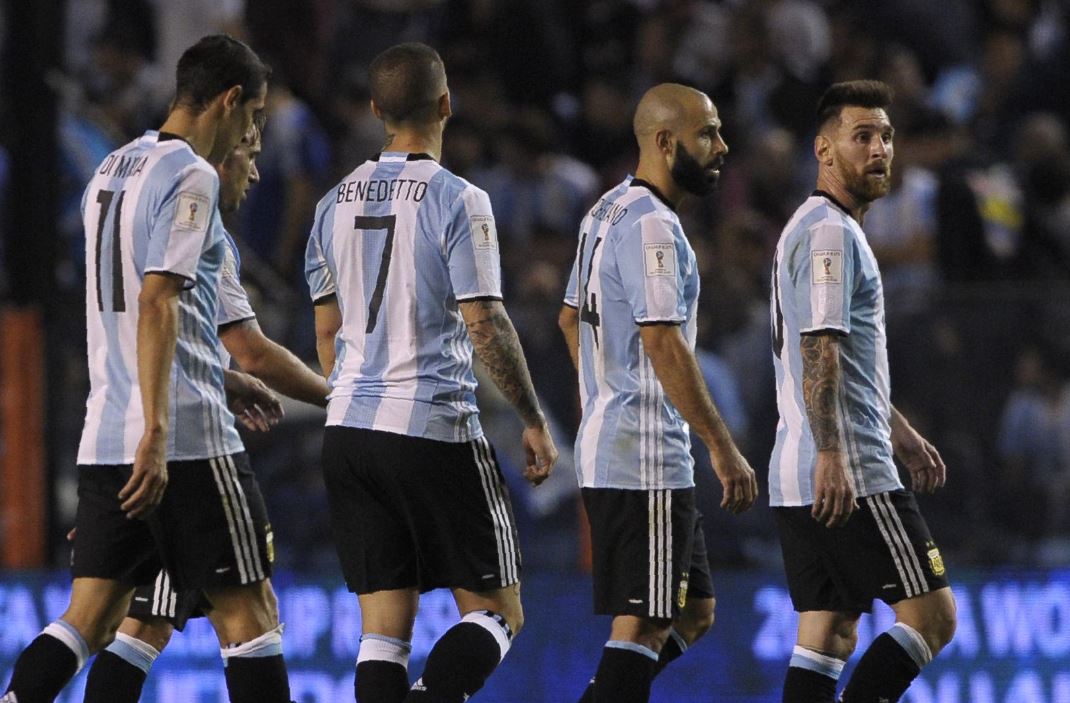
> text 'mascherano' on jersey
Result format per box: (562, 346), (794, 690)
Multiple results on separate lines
(564, 178), (699, 490)
(768, 192), (902, 506)
(305, 152), (502, 443)
(77, 131), (243, 465)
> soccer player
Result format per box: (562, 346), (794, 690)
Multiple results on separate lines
(0, 35), (296, 703)
(81, 122), (330, 702)
(306, 43), (558, 703)
(558, 83), (759, 703)
(769, 80), (956, 703)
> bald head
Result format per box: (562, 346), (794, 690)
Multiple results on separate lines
(633, 83), (711, 142)
(369, 42), (447, 125)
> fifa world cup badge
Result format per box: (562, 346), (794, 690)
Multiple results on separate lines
(926, 541), (945, 577)
(677, 572), (689, 609)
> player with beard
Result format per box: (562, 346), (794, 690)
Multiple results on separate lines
(769, 80), (956, 702)
(559, 83), (758, 703)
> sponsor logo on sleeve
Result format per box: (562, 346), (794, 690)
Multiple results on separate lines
(174, 192), (211, 232)
(471, 216), (498, 250)
(811, 249), (843, 284)
(644, 242), (676, 277)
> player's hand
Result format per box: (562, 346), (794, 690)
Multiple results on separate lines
(812, 450), (856, 527)
(710, 444), (759, 514)
(224, 370), (283, 432)
(521, 422), (558, 487)
(893, 424), (946, 494)
(122, 432), (169, 519)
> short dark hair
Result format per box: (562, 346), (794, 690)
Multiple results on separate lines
(816, 80), (894, 131)
(174, 35), (271, 112)
(369, 43), (447, 124)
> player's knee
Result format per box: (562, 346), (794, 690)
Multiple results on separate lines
(830, 620), (860, 659)
(924, 597), (957, 654)
(499, 601), (524, 637)
(121, 617), (175, 653)
(676, 597), (715, 644)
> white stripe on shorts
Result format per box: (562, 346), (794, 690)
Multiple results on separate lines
(877, 492), (928, 595)
(648, 489), (672, 618)
(209, 456), (264, 583)
(866, 494), (926, 597)
(472, 437), (518, 586)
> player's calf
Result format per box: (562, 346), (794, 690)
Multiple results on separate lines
(207, 581), (291, 703)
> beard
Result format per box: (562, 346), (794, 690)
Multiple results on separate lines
(842, 161), (892, 203)
(671, 142), (720, 197)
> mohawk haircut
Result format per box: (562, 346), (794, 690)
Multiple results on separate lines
(369, 43), (447, 125)
(816, 80), (894, 132)
(175, 34), (271, 112)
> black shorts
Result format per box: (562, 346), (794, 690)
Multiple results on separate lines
(774, 489), (950, 613)
(322, 426), (521, 594)
(582, 487), (714, 619)
(127, 571), (210, 631)
(72, 453), (274, 592)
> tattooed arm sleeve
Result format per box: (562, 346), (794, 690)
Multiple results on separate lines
(459, 299), (545, 427)
(800, 332), (845, 452)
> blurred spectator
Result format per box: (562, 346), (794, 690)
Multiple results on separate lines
(472, 109), (598, 249)
(84, 22), (167, 140)
(328, 67), (386, 180)
(996, 340), (1070, 556)
(864, 109), (949, 316)
(1013, 112), (1070, 280)
(238, 72), (332, 277)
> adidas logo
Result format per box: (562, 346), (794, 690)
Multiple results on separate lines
(411, 678), (427, 692)
(1, 692), (19, 702)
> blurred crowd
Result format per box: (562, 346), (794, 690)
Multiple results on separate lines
(2, 0), (1070, 573)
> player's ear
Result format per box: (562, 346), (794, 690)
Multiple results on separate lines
(438, 90), (452, 120)
(221, 85), (243, 114)
(370, 99), (384, 121)
(814, 134), (832, 166)
(655, 129), (674, 158)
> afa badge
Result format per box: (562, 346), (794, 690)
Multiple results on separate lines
(926, 541), (945, 577)
(677, 572), (689, 609)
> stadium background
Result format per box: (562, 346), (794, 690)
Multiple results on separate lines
(1, 0), (1068, 701)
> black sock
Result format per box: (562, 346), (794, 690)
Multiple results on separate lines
(224, 655), (291, 703)
(578, 629), (687, 702)
(356, 661), (409, 703)
(589, 643), (657, 703)
(83, 650), (149, 703)
(4, 624), (87, 703)
(404, 611), (512, 703)
(840, 633), (922, 702)
(783, 667), (839, 703)
(782, 645), (844, 703)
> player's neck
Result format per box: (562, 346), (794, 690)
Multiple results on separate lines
(158, 109), (221, 162)
(633, 163), (684, 209)
(381, 128), (442, 162)
(815, 172), (870, 224)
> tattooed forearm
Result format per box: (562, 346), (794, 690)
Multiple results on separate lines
(800, 333), (844, 452)
(463, 300), (545, 427)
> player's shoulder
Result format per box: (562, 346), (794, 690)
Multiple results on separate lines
(782, 193), (856, 246)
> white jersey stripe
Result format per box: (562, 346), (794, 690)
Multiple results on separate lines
(866, 495), (916, 598)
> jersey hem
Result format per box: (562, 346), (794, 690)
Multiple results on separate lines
(218, 315), (256, 330)
(769, 479), (906, 507)
(144, 268), (196, 290)
(76, 445), (247, 467)
(325, 419), (484, 444)
(455, 294), (504, 302)
(800, 324), (849, 335)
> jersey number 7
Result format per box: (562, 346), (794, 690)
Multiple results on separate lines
(354, 215), (397, 334)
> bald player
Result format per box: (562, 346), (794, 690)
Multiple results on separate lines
(559, 83), (758, 703)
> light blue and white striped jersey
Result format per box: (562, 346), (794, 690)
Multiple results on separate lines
(216, 230), (256, 369)
(768, 191), (902, 506)
(564, 178), (699, 490)
(305, 152), (502, 442)
(77, 131), (243, 465)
